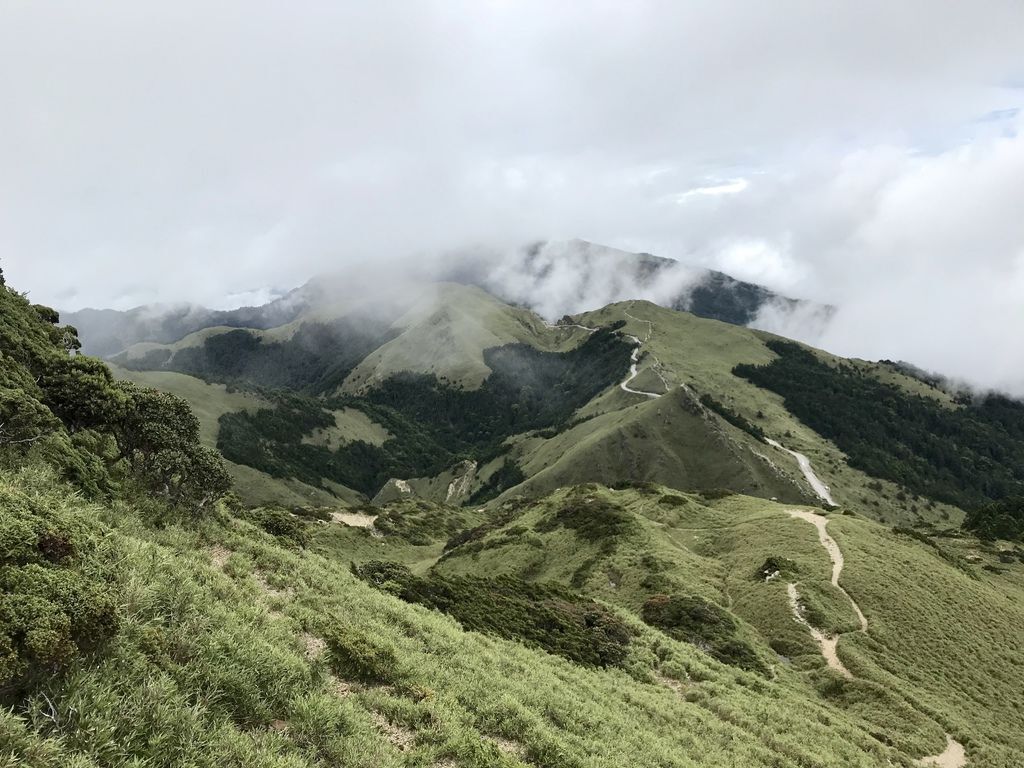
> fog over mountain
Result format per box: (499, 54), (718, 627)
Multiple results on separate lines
(65, 240), (832, 359)
(2, 2), (1023, 392)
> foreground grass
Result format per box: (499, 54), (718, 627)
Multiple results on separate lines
(1, 468), (922, 768)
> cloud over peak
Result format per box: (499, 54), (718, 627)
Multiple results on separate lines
(2, 1), (1023, 391)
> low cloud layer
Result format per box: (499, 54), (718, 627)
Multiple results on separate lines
(456, 241), (708, 321)
(2, 2), (1023, 392)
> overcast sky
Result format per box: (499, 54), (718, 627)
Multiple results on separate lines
(2, 2), (1024, 391)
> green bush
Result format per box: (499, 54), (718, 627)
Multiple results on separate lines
(534, 491), (638, 551)
(354, 561), (633, 668)
(698, 488), (736, 500)
(0, 483), (119, 696)
(290, 506), (333, 522)
(641, 594), (766, 674)
(246, 508), (310, 548)
(754, 556), (798, 580)
(373, 500), (478, 545)
(892, 526), (938, 548)
(658, 493), (688, 507)
(698, 393), (765, 439)
(442, 504), (524, 555)
(324, 624), (403, 685)
(115, 383), (232, 514)
(965, 497), (1024, 541)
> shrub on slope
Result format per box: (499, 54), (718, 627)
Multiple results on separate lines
(0, 469), (119, 697)
(0, 274), (230, 514)
(354, 560), (634, 668)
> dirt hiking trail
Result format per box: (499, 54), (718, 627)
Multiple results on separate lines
(914, 736), (967, 767)
(766, 438), (836, 506)
(785, 509), (965, 767)
(619, 309), (665, 399)
(787, 510), (868, 632)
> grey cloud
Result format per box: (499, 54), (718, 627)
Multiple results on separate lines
(1, 1), (1023, 390)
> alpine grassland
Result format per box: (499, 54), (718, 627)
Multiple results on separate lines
(4, 269), (1024, 766)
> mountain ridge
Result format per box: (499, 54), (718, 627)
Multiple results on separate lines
(64, 240), (833, 358)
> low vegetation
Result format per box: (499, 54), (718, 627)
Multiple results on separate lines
(641, 593), (766, 674)
(4, 269), (1024, 765)
(354, 561), (634, 668)
(698, 393), (766, 440)
(0, 474), (120, 695)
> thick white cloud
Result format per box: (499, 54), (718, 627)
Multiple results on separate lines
(1, 1), (1023, 390)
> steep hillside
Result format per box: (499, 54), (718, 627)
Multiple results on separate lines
(493, 386), (806, 503)
(559, 301), (972, 525)
(98, 285), (817, 507)
(415, 484), (1024, 765)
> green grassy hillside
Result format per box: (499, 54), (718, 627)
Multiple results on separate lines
(427, 485), (1024, 765)
(341, 283), (591, 393)
(13, 463), (1024, 766)
(565, 301), (968, 525)
(497, 387), (807, 503)
(5, 268), (1024, 766)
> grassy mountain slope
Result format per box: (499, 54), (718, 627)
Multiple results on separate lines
(104, 286), (815, 506)
(561, 301), (967, 525)
(734, 340), (1024, 509)
(12, 462), (1020, 767)
(97, 284), (1004, 526)
(497, 387), (806, 503)
(341, 283), (590, 393)
(426, 485), (1024, 765)
(214, 324), (634, 499)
